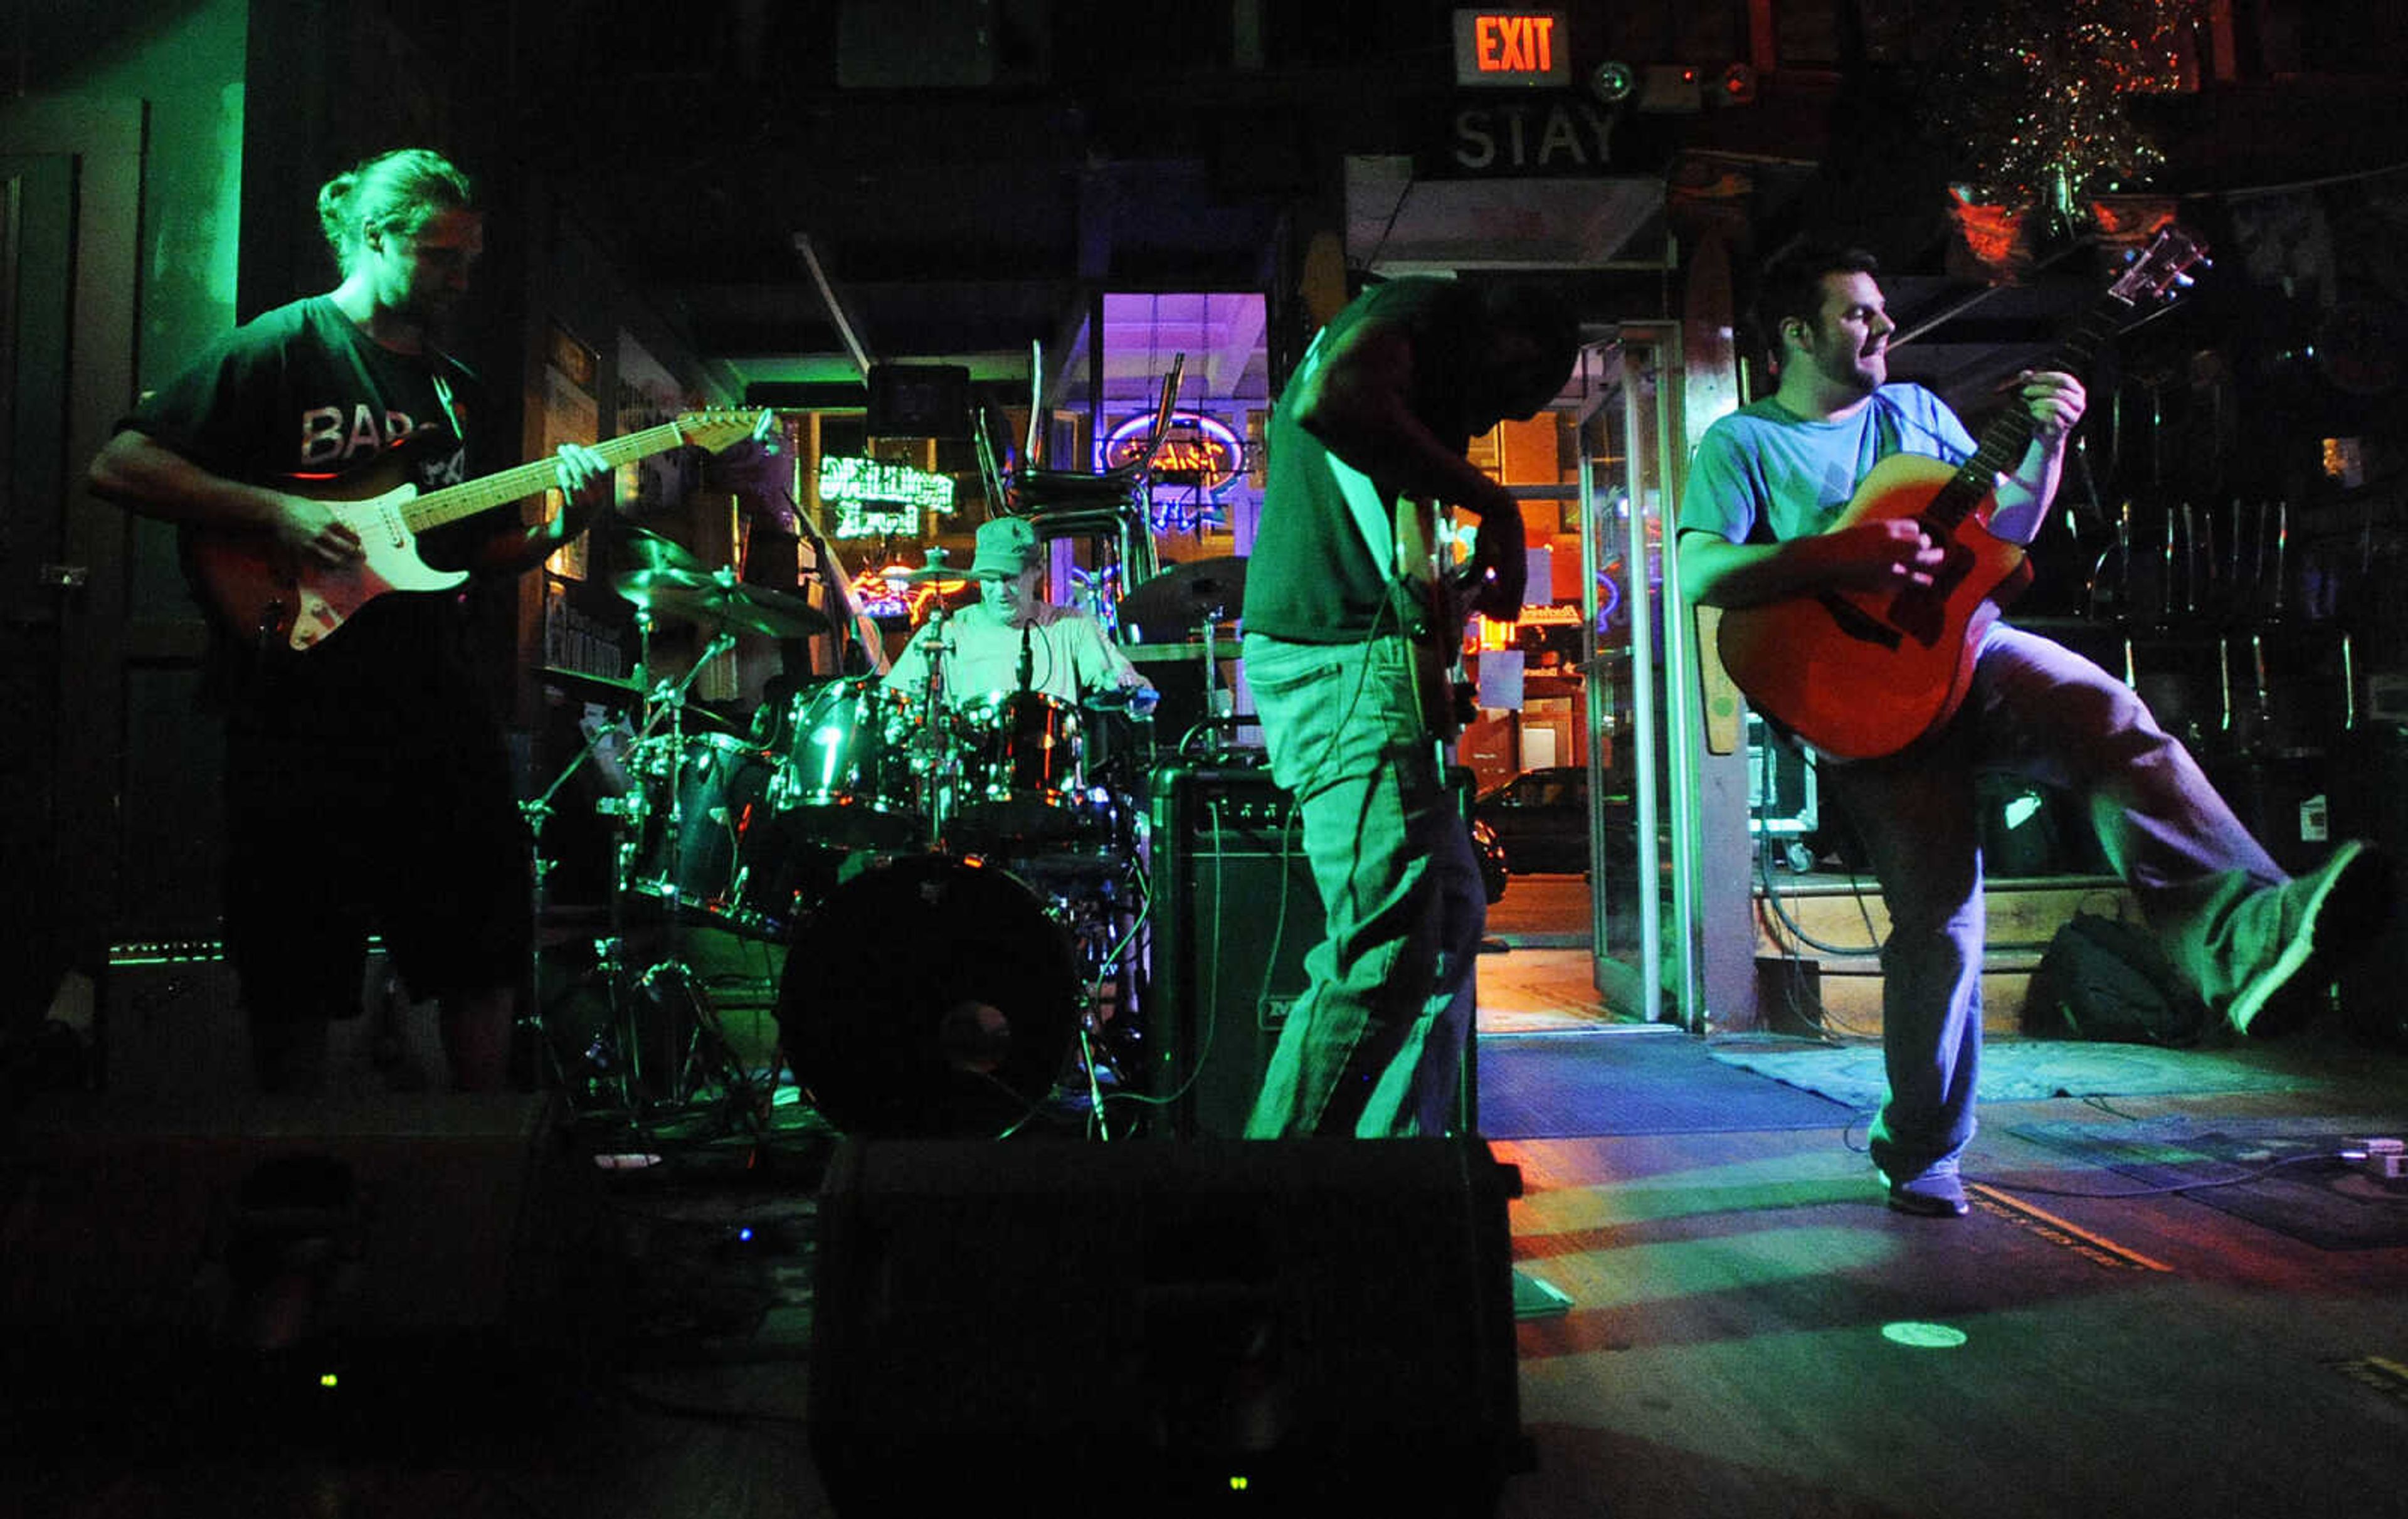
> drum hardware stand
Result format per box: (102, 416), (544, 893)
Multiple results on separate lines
(620, 628), (766, 1115)
(527, 620), (766, 1125)
(519, 697), (637, 1104)
(915, 601), (965, 849)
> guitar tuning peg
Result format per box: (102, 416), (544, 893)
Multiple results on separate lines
(2174, 273), (2195, 288)
(2122, 248), (2140, 264)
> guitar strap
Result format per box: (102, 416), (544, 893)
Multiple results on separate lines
(430, 368), (467, 447)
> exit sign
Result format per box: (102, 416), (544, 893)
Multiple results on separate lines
(1453, 9), (1569, 87)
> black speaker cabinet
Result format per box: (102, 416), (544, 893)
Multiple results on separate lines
(1148, 764), (1319, 1137)
(863, 362), (971, 438)
(809, 1136), (1528, 1516)
(1147, 764), (1477, 1138)
(1, 1093), (598, 1372)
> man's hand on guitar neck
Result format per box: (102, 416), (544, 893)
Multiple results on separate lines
(476, 442), (615, 574)
(1467, 497), (1528, 621)
(552, 442), (613, 516)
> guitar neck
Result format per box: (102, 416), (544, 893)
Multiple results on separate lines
(398, 418), (697, 532)
(1924, 293), (2128, 531)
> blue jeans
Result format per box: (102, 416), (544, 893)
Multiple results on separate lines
(1820, 624), (2286, 1182)
(1240, 632), (1485, 1137)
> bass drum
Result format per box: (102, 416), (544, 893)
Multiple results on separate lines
(778, 855), (1080, 1137)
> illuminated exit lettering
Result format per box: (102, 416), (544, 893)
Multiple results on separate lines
(1452, 9), (1570, 87)
(1476, 14), (1553, 73)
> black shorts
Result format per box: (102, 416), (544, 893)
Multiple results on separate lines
(221, 721), (532, 1024)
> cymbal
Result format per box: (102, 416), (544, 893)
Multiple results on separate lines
(882, 549), (962, 586)
(618, 527), (708, 578)
(542, 665), (644, 696)
(1117, 556), (1247, 628)
(611, 568), (832, 638)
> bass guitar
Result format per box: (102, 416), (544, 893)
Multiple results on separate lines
(187, 408), (769, 650)
(1716, 225), (2209, 760)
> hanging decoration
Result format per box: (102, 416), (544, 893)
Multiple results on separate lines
(1928, 0), (2203, 241)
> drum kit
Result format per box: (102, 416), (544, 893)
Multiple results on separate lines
(532, 531), (1167, 1142)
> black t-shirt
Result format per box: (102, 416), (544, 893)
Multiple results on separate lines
(1242, 278), (1487, 643)
(127, 295), (504, 740)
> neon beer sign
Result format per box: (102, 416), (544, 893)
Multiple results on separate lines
(1102, 411), (1244, 494)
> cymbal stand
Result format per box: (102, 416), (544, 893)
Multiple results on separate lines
(916, 601), (963, 849)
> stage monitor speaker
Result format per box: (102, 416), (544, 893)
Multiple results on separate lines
(1146, 763), (1476, 1138)
(1, 1093), (600, 1375)
(809, 1135), (1528, 1516)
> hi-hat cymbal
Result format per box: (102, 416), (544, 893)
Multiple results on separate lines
(618, 527), (708, 577)
(1118, 556), (1247, 628)
(611, 568), (831, 638)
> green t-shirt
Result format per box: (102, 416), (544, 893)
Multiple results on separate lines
(1243, 278), (1488, 643)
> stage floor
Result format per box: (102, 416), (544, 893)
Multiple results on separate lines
(9, 946), (2408, 1519)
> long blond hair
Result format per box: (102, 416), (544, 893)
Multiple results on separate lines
(316, 149), (475, 278)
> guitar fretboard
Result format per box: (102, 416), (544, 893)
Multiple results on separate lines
(397, 418), (717, 534)
(1925, 297), (2128, 531)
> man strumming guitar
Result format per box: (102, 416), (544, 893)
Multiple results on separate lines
(88, 148), (612, 1093)
(1679, 239), (2387, 1219)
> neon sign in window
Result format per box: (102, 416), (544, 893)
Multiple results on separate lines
(1102, 412), (1245, 495)
(819, 456), (956, 537)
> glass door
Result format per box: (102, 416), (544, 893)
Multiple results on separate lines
(1578, 324), (1692, 1025)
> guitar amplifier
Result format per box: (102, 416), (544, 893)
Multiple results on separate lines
(1745, 711), (1817, 838)
(1145, 763), (1475, 1138)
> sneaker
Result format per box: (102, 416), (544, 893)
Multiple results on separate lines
(1883, 1166), (1969, 1219)
(2225, 839), (2393, 1037)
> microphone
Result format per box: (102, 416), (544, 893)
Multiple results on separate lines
(1017, 619), (1035, 694)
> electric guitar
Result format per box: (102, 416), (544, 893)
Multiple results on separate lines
(186, 408), (769, 650)
(1391, 495), (1482, 743)
(1716, 225), (2209, 760)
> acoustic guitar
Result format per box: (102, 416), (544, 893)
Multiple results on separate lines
(186, 408), (768, 650)
(1715, 225), (2209, 760)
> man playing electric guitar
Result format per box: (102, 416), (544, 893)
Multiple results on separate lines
(1240, 276), (1578, 1137)
(88, 148), (612, 1093)
(1679, 240), (2387, 1218)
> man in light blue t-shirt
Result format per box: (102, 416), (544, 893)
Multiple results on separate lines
(1679, 241), (2387, 1219)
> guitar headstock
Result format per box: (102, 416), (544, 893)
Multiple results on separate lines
(674, 408), (779, 454)
(2106, 224), (2210, 309)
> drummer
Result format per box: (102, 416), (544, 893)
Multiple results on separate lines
(884, 516), (1156, 715)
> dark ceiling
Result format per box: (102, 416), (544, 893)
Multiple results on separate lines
(483, 0), (2408, 425)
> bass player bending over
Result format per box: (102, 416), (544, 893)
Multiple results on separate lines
(1677, 239), (2387, 1219)
(88, 148), (612, 1093)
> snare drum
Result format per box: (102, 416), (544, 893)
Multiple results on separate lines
(953, 690), (1086, 842)
(772, 676), (928, 849)
(625, 733), (789, 938)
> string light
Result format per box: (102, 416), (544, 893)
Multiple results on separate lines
(1930, 0), (2202, 222)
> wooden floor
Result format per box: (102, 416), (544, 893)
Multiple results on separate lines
(7, 995), (2408, 1517)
